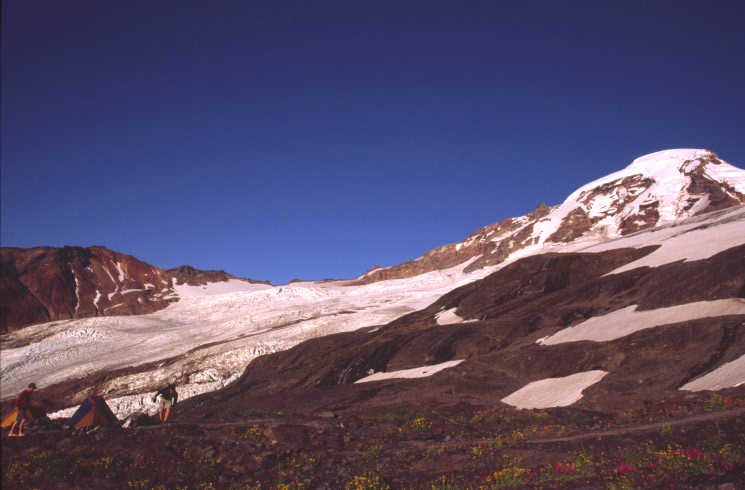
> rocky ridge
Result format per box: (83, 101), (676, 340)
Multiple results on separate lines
(0, 246), (267, 332)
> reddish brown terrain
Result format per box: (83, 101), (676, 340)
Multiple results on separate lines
(0, 246), (269, 333)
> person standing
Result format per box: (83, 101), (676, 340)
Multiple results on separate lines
(152, 383), (178, 422)
(8, 383), (36, 437)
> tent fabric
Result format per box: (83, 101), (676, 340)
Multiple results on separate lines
(1, 409), (28, 428)
(1, 402), (45, 428)
(68, 396), (118, 428)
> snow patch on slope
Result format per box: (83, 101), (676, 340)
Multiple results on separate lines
(115, 262), (125, 282)
(73, 274), (81, 313)
(680, 355), (745, 392)
(436, 308), (464, 325)
(501, 370), (608, 409)
(355, 360), (464, 383)
(609, 211), (745, 274)
(563, 205), (745, 272)
(538, 299), (745, 345)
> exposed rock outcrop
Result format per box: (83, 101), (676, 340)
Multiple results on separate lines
(0, 247), (267, 332)
(163, 265), (270, 287)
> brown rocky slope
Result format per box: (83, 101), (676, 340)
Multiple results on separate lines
(0, 246), (268, 333)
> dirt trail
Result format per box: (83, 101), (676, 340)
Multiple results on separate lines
(392, 406), (745, 450)
(149, 406), (745, 439)
(527, 406), (745, 444)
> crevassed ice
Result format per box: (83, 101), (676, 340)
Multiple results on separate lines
(1, 259), (496, 405)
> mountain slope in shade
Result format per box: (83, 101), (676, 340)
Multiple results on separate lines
(0, 246), (268, 332)
(357, 149), (745, 283)
(189, 209), (744, 416)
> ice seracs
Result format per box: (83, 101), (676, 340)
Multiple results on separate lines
(1, 260), (496, 416)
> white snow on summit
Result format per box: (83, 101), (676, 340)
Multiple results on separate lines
(491, 149), (745, 259)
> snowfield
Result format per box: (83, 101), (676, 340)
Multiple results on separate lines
(435, 307), (468, 325)
(501, 371), (609, 409)
(538, 299), (745, 345)
(354, 360), (464, 383)
(568, 205), (745, 274)
(681, 354), (745, 392)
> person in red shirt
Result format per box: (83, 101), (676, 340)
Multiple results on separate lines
(8, 383), (36, 437)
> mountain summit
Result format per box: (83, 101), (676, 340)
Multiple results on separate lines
(357, 149), (745, 283)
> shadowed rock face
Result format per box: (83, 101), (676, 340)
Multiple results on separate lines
(180, 244), (745, 417)
(0, 247), (268, 333)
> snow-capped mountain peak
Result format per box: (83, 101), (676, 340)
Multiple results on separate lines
(555, 148), (745, 240)
(358, 149), (745, 283)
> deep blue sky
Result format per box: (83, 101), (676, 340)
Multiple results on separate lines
(3, 1), (744, 284)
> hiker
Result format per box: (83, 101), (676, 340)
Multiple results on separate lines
(152, 384), (178, 422)
(8, 383), (36, 437)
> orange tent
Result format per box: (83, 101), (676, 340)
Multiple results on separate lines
(1, 402), (46, 428)
(68, 396), (118, 427)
